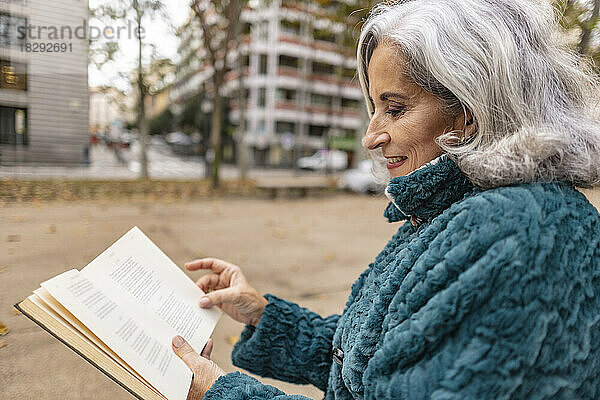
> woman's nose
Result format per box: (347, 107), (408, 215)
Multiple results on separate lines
(363, 131), (391, 150)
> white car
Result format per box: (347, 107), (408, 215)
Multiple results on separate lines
(338, 159), (386, 194)
(297, 149), (348, 171)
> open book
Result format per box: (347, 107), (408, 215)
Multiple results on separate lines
(14, 226), (222, 400)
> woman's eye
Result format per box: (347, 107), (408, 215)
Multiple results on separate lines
(386, 106), (406, 117)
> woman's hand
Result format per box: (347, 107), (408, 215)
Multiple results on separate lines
(186, 257), (268, 327)
(172, 336), (224, 400)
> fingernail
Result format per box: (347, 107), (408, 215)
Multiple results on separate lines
(199, 296), (210, 307)
(173, 335), (184, 348)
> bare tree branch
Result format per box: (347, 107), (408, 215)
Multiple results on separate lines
(191, 0), (218, 66)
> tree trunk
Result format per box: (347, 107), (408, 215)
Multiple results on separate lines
(236, 45), (248, 179)
(579, 0), (600, 56)
(135, 1), (149, 179)
(210, 82), (223, 189)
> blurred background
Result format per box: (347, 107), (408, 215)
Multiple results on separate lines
(0, 0), (599, 398)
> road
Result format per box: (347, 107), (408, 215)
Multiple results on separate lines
(0, 144), (341, 181)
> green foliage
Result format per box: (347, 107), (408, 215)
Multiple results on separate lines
(149, 108), (174, 135)
(555, 0), (600, 66)
(180, 93), (206, 135)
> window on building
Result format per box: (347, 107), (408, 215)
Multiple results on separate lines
(0, 12), (26, 47)
(311, 93), (333, 107)
(259, 54), (268, 74)
(258, 87), (266, 107)
(242, 55), (250, 67)
(0, 106), (27, 145)
(276, 121), (295, 134)
(242, 22), (251, 35)
(342, 97), (360, 109)
(257, 120), (266, 135)
(313, 28), (336, 43)
(237, 87), (250, 102)
(258, 21), (269, 41)
(276, 88), (297, 102)
(0, 59), (27, 90)
(341, 67), (355, 79)
(280, 19), (301, 36)
(309, 124), (328, 137)
(311, 61), (334, 76)
(278, 54), (299, 69)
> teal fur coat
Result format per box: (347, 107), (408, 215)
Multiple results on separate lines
(204, 156), (600, 400)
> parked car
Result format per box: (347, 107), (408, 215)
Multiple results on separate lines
(165, 131), (195, 156)
(119, 132), (134, 148)
(297, 149), (348, 171)
(338, 159), (386, 194)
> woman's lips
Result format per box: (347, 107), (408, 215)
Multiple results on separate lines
(386, 156), (408, 170)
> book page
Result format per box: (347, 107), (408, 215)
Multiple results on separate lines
(32, 288), (158, 393)
(41, 269), (191, 400)
(80, 227), (221, 355)
(28, 292), (163, 398)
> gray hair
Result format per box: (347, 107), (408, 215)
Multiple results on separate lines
(357, 0), (600, 189)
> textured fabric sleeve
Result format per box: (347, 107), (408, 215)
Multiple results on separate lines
(231, 293), (340, 391)
(203, 371), (312, 400)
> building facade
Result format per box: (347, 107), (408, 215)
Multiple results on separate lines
(171, 0), (367, 168)
(89, 86), (128, 137)
(0, 0), (88, 165)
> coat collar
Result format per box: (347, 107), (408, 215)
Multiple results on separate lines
(383, 155), (475, 224)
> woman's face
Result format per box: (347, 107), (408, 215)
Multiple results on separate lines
(364, 44), (461, 178)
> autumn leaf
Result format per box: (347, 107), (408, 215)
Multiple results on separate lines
(7, 235), (20, 243)
(225, 335), (239, 345)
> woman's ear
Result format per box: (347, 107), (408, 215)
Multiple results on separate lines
(464, 109), (477, 138)
(452, 108), (477, 140)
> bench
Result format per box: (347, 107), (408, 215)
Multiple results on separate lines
(256, 179), (334, 199)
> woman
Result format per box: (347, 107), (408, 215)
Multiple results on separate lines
(172, 0), (600, 398)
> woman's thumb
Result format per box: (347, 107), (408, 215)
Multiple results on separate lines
(172, 335), (200, 371)
(199, 287), (238, 308)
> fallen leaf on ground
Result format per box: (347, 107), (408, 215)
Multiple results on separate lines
(0, 323), (8, 336)
(272, 229), (288, 239)
(45, 225), (56, 234)
(0, 266), (5, 273)
(323, 253), (336, 263)
(225, 335), (239, 345)
(0, 339), (6, 348)
(7, 235), (20, 243)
